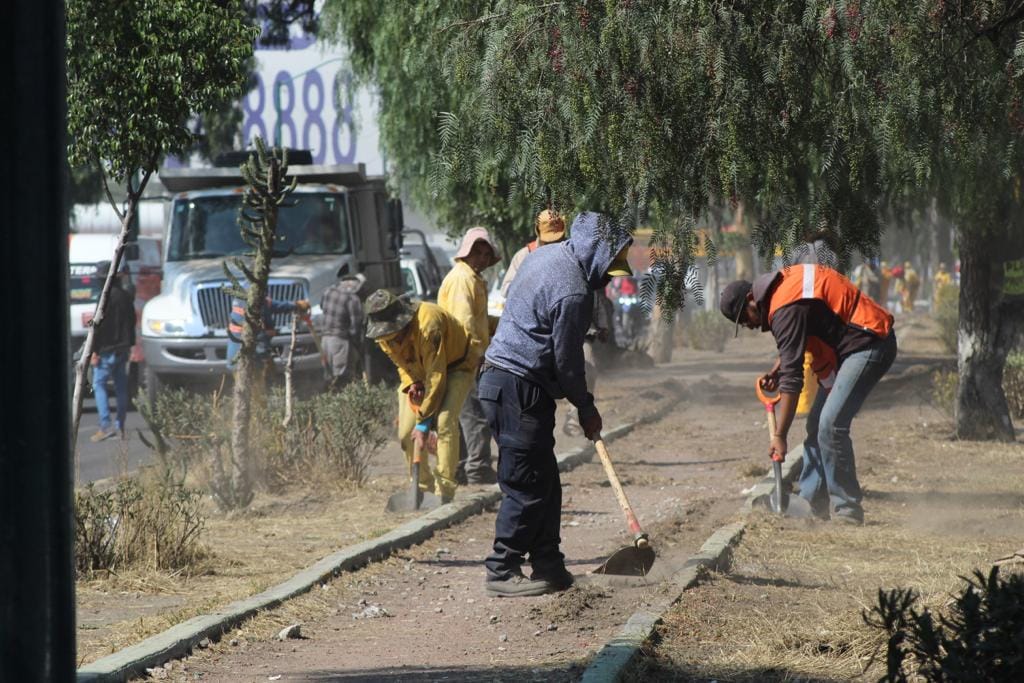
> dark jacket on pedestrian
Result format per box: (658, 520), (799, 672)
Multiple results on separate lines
(320, 277), (364, 339)
(485, 212), (632, 418)
(93, 281), (135, 355)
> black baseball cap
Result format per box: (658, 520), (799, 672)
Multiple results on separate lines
(719, 280), (753, 337)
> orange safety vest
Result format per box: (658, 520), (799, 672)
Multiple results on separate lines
(767, 264), (893, 388)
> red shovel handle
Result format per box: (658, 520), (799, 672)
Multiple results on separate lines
(756, 379), (785, 463)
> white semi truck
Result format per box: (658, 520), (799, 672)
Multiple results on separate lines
(141, 159), (403, 401)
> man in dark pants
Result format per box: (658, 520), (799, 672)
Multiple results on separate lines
(479, 212), (632, 597)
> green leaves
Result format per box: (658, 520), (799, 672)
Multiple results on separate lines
(67, 0), (256, 184)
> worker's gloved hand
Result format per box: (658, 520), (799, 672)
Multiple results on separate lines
(412, 425), (428, 451)
(408, 382), (426, 404)
(295, 299), (311, 314)
(581, 410), (603, 441)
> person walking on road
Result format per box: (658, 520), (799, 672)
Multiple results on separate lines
(320, 271), (366, 389)
(720, 263), (897, 525)
(89, 260), (137, 442)
(438, 227), (502, 485)
(480, 212), (632, 597)
(365, 290), (474, 503)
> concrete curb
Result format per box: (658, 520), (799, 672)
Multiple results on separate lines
(77, 383), (684, 682)
(580, 446), (805, 683)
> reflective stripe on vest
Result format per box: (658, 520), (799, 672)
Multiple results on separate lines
(767, 264), (893, 338)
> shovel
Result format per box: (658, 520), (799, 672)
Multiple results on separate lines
(386, 438), (441, 513)
(592, 438), (656, 576)
(756, 381), (813, 518)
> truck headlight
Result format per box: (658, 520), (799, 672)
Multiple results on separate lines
(146, 319), (187, 336)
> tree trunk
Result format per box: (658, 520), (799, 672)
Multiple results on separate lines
(954, 225), (1024, 441)
(733, 203), (755, 281)
(224, 142), (288, 508)
(227, 351), (255, 507)
(648, 302), (674, 364)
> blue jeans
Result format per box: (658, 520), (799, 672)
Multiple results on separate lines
(799, 332), (897, 520)
(477, 367), (563, 580)
(93, 350), (129, 432)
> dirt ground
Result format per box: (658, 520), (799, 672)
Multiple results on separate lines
(77, 347), (697, 666)
(89, 313), (1021, 681)
(627, 318), (1024, 682)
(115, 329), (797, 681)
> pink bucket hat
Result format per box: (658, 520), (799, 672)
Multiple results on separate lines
(454, 227), (501, 266)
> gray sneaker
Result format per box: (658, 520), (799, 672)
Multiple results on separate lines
(485, 573), (554, 598)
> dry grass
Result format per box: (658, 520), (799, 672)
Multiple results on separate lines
(628, 363), (1024, 682)
(76, 476), (411, 665)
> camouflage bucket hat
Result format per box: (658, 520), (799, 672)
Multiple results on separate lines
(365, 289), (415, 340)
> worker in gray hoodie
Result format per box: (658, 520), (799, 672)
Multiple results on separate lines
(479, 212), (632, 597)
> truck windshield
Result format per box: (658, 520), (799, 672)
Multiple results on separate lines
(167, 192), (351, 261)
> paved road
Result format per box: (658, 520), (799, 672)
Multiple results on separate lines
(74, 401), (155, 485)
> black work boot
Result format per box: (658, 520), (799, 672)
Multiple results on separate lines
(530, 566), (574, 592)
(485, 570), (554, 598)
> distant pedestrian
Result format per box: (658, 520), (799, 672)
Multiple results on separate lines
(481, 212), (632, 597)
(320, 271), (366, 389)
(438, 227), (502, 485)
(902, 261), (920, 312)
(720, 263), (896, 524)
(89, 260), (136, 442)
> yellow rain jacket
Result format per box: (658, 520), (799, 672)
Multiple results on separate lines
(376, 301), (472, 421)
(436, 260), (499, 369)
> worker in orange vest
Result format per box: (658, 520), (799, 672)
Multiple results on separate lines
(720, 264), (897, 525)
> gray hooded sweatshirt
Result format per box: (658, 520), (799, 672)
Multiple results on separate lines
(485, 212), (632, 418)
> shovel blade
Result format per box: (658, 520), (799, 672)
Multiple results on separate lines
(592, 544), (656, 576)
(385, 489), (441, 513)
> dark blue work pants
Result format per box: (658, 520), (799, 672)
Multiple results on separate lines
(477, 367), (565, 580)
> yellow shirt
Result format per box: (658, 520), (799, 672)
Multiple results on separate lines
(436, 260), (498, 369)
(376, 302), (472, 421)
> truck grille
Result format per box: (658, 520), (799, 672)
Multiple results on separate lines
(195, 280), (307, 332)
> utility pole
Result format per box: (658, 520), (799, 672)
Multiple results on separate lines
(0, 2), (75, 680)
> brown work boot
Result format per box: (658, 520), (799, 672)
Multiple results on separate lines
(90, 428), (117, 443)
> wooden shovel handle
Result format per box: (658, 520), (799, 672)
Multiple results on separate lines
(595, 439), (650, 549)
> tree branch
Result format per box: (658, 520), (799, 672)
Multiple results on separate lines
(97, 156), (125, 223)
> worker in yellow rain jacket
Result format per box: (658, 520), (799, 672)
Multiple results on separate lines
(438, 227), (502, 485)
(365, 290), (474, 502)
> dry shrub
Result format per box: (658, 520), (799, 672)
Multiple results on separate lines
(933, 284), (959, 355)
(272, 382), (394, 488)
(74, 471), (206, 576)
(687, 310), (731, 352)
(137, 381), (395, 503)
(863, 567), (1024, 682)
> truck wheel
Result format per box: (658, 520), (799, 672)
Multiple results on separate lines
(144, 366), (163, 410)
